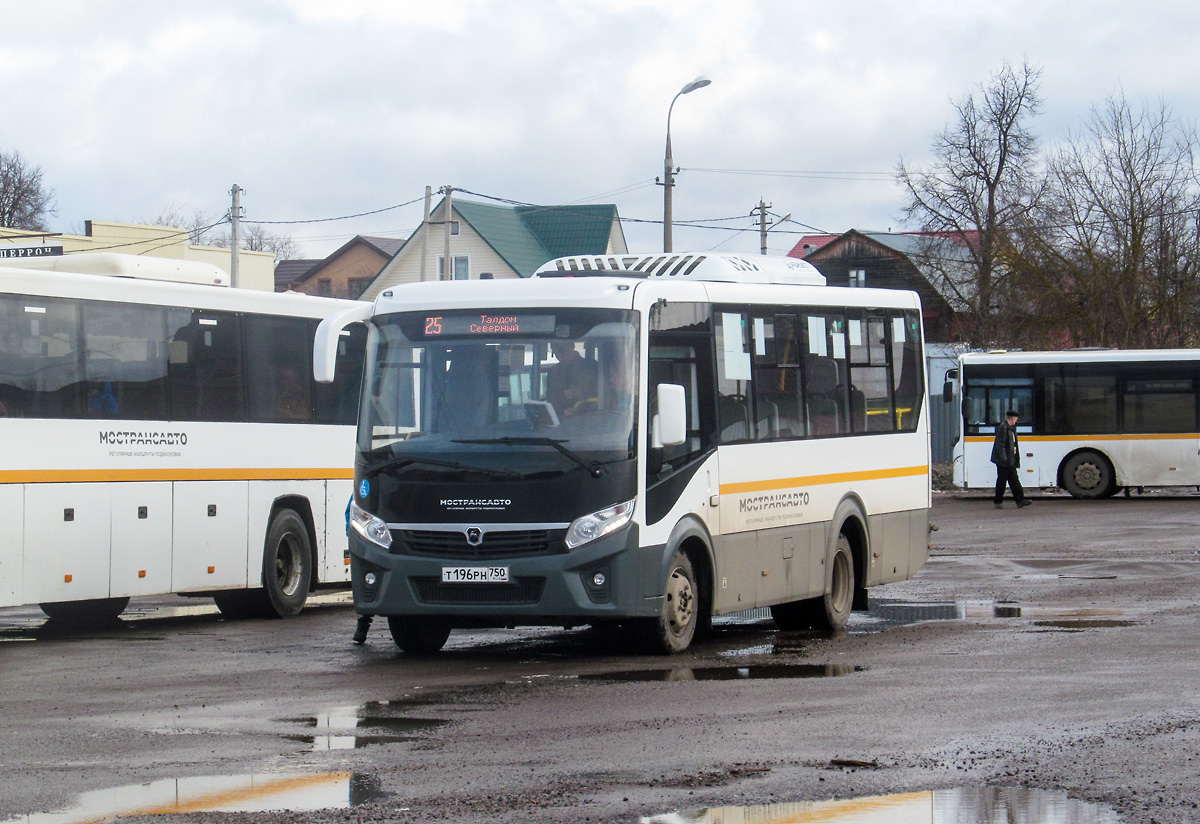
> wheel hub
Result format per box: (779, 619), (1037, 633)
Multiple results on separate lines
(664, 567), (695, 636)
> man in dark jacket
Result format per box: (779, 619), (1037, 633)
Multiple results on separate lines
(991, 410), (1031, 509)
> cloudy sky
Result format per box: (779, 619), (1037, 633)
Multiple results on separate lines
(3, 0), (1198, 260)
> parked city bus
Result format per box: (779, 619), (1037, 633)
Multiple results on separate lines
(315, 253), (931, 654)
(947, 349), (1200, 498)
(0, 257), (365, 621)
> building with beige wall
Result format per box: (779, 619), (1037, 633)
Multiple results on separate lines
(0, 220), (275, 291)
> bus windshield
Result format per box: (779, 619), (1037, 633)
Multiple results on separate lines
(359, 308), (638, 478)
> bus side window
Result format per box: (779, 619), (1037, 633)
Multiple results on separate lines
(81, 301), (169, 421)
(245, 315), (314, 423)
(167, 309), (247, 422)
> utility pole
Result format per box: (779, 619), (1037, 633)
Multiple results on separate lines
(419, 186), (431, 282)
(229, 184), (243, 288)
(755, 199), (770, 255)
(752, 199), (791, 255)
(439, 185), (454, 280)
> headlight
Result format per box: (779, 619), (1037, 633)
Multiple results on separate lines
(349, 500), (392, 549)
(565, 499), (635, 549)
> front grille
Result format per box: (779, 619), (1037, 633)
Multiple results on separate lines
(411, 576), (545, 605)
(395, 529), (560, 560)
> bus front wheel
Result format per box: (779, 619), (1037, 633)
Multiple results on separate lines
(1061, 451), (1116, 499)
(387, 616), (452, 654)
(637, 549), (699, 654)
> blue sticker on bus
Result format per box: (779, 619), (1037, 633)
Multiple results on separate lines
(359, 479), (370, 498)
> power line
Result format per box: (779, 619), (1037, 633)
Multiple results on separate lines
(242, 196), (427, 226)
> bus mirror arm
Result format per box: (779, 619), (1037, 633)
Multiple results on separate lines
(313, 303), (374, 383)
(654, 384), (687, 448)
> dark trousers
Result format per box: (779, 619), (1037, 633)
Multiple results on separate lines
(994, 465), (1025, 504)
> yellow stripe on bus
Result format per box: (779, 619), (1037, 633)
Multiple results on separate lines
(0, 468), (355, 483)
(965, 433), (1199, 442)
(720, 465), (928, 496)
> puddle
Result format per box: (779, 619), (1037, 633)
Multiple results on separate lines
(3, 771), (383, 823)
(282, 702), (450, 750)
(643, 786), (1119, 823)
(582, 664), (864, 682)
(1032, 619), (1138, 631)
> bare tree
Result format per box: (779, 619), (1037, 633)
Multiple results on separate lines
(0, 149), (56, 231)
(1012, 93), (1200, 348)
(146, 203), (225, 246)
(209, 224), (301, 263)
(897, 59), (1044, 347)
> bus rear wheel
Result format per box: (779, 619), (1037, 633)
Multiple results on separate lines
(259, 509), (312, 617)
(636, 549), (698, 654)
(795, 533), (855, 632)
(213, 509), (312, 619)
(40, 597), (130, 622)
(387, 616), (452, 654)
(1061, 450), (1116, 499)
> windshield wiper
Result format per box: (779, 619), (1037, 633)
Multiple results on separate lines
(362, 454), (519, 480)
(451, 437), (606, 478)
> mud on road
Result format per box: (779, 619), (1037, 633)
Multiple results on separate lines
(2, 492), (1200, 823)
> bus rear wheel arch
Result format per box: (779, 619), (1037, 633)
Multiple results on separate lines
(1060, 449), (1118, 499)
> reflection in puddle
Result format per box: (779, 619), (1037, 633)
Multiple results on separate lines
(4, 771), (383, 823)
(642, 786), (1119, 823)
(582, 664), (863, 682)
(745, 599), (1130, 635)
(282, 702), (449, 750)
(1032, 619), (1137, 631)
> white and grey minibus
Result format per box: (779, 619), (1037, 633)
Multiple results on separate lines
(316, 253), (931, 653)
(0, 257), (364, 620)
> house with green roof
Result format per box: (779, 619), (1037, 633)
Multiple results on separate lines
(360, 197), (627, 300)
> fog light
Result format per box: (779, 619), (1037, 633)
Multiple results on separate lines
(364, 572), (378, 586)
(591, 571), (606, 587)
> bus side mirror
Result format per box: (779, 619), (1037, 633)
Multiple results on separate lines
(653, 384), (687, 448)
(314, 303), (373, 383)
(942, 368), (958, 403)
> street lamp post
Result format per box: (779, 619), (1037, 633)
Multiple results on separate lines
(663, 75), (711, 253)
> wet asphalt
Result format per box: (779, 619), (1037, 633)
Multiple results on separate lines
(1, 490), (1199, 823)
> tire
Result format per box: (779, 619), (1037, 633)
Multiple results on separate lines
(1061, 450), (1116, 499)
(215, 509), (313, 619)
(636, 549), (699, 654)
(387, 616), (452, 654)
(259, 509), (313, 617)
(39, 597), (130, 622)
(810, 533), (856, 630)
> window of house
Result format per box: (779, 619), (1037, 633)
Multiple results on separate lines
(437, 255), (470, 280)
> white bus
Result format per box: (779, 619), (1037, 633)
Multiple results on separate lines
(0, 259), (365, 621)
(948, 349), (1200, 498)
(315, 253), (931, 654)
